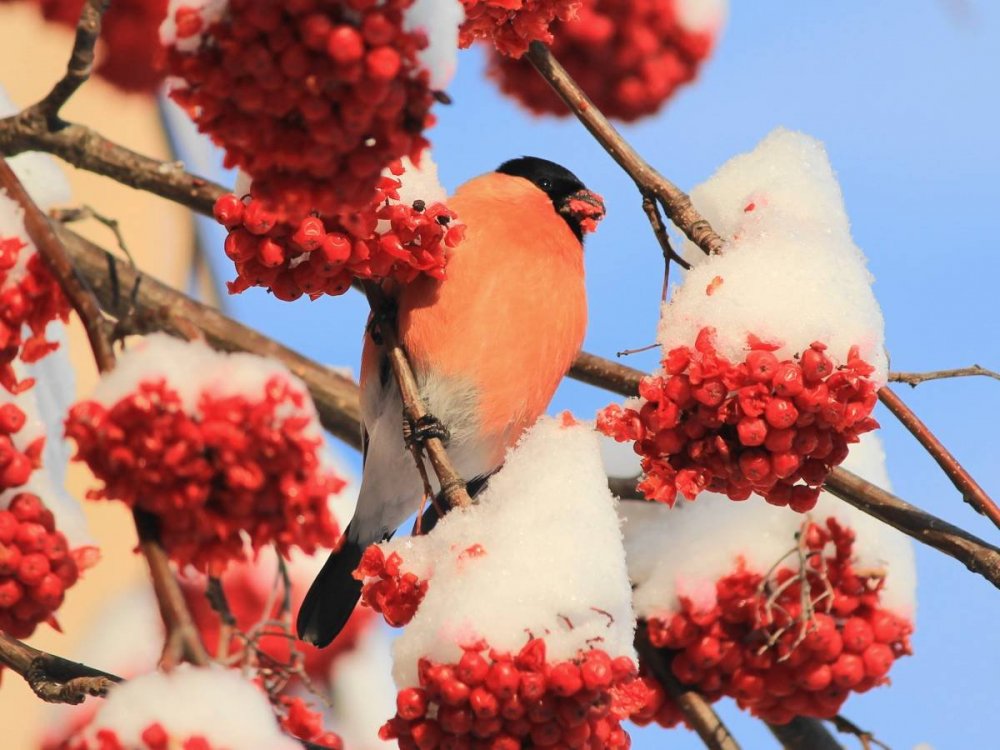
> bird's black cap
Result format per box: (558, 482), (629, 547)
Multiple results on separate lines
(496, 156), (595, 241)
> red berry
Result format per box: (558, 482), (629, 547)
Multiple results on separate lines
(862, 643), (894, 679)
(842, 618), (875, 654)
(397, 688), (429, 720)
(830, 653), (864, 688)
(772, 362), (805, 397)
(327, 26), (365, 64)
(746, 351), (779, 383)
(736, 417), (767, 447)
(764, 398), (799, 429)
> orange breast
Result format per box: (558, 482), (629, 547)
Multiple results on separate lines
(397, 172), (588, 455)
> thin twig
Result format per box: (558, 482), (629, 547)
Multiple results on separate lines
(525, 42), (724, 257)
(878, 386), (1000, 530)
(362, 281), (472, 512)
(50, 204), (136, 266)
(888, 365), (1000, 387)
(0, 632), (121, 704)
(634, 624), (741, 750)
(640, 191), (690, 300)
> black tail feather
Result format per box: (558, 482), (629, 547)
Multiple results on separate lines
(299, 474), (495, 649)
(296, 530), (365, 648)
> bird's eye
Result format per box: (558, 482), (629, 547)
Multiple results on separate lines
(538, 178), (552, 191)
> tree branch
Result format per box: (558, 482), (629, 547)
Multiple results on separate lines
(888, 365), (1000, 388)
(525, 41), (724, 257)
(56, 223), (363, 449)
(362, 282), (472, 512)
(822, 467), (1000, 588)
(634, 624), (741, 750)
(61, 224), (1000, 589)
(0, 161), (210, 668)
(0, 632), (121, 704)
(878, 387), (1000, 530)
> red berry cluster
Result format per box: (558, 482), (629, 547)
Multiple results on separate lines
(356, 544), (428, 627)
(0, 493), (96, 638)
(382, 639), (648, 750)
(278, 695), (344, 750)
(488, 0), (717, 122)
(597, 327), (879, 510)
(182, 560), (374, 679)
(36, 0), (168, 92)
(0, 235), (71, 393)
(640, 518), (913, 725)
(214, 164), (463, 300)
(65, 375), (344, 574)
(57, 724), (219, 750)
(459, 0), (581, 57)
(0, 402), (43, 491)
(164, 0), (438, 217)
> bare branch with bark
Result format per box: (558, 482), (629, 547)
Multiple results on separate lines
(0, 632), (121, 704)
(878, 387), (1000, 530)
(889, 365), (1000, 387)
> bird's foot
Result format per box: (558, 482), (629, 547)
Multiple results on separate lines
(404, 413), (451, 448)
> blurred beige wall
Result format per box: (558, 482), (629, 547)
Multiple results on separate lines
(1, 5), (195, 748)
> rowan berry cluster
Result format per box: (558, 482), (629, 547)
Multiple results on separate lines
(356, 544), (428, 627)
(0, 493), (96, 638)
(65, 375), (344, 573)
(182, 560), (374, 678)
(597, 327), (879, 510)
(0, 235), (71, 393)
(381, 639), (648, 750)
(488, 0), (718, 121)
(34, 0), (168, 91)
(459, 0), (580, 57)
(640, 518), (912, 724)
(57, 724), (220, 750)
(164, 0), (438, 217)
(0, 402), (42, 491)
(278, 695), (345, 750)
(214, 165), (462, 300)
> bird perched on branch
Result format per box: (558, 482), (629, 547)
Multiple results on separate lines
(298, 156), (605, 647)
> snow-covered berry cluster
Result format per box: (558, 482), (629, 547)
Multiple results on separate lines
(0, 492), (95, 638)
(488, 0), (725, 121)
(56, 666), (305, 750)
(599, 130), (889, 509)
(356, 544), (428, 627)
(364, 418), (644, 750)
(641, 517), (911, 724)
(598, 327), (879, 510)
(382, 639), (648, 750)
(619, 432), (916, 726)
(161, 0), (445, 217)
(0, 233), (71, 394)
(64, 334), (345, 573)
(459, 0), (580, 57)
(33, 0), (169, 92)
(214, 158), (463, 300)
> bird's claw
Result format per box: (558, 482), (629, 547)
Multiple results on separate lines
(404, 413), (451, 448)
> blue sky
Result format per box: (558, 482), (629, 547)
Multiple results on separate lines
(194, 3), (1000, 747)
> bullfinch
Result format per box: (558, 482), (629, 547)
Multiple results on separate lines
(297, 156), (604, 647)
